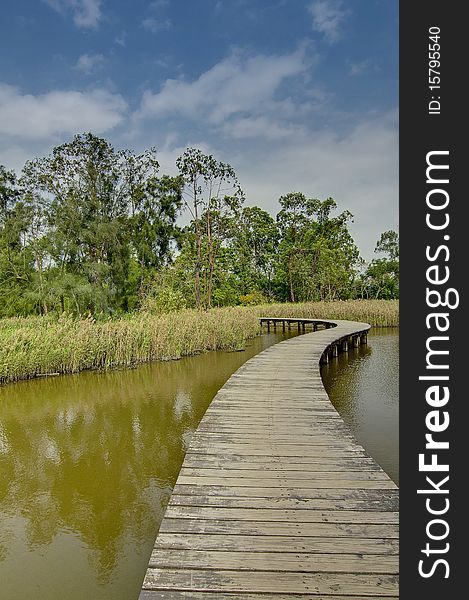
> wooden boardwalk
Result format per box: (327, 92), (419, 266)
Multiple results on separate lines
(140, 319), (399, 599)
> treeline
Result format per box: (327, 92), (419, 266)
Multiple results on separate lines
(0, 133), (399, 317)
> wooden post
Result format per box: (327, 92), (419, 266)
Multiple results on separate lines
(332, 344), (338, 357)
(322, 350), (329, 364)
(353, 335), (359, 348)
(297, 321), (301, 332)
(302, 322), (306, 332)
(267, 320), (270, 332)
(288, 321), (291, 330)
(273, 321), (277, 331)
(360, 333), (367, 345)
(313, 322), (317, 331)
(282, 321), (286, 332)
(342, 340), (348, 352)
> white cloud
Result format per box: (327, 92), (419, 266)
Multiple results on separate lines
(142, 0), (171, 33)
(75, 53), (105, 75)
(43, 0), (102, 29)
(130, 103), (397, 260)
(233, 111), (398, 260)
(308, 0), (350, 43)
(221, 116), (303, 141)
(349, 59), (374, 76)
(0, 144), (34, 173)
(0, 84), (127, 139)
(115, 31), (127, 47)
(130, 48), (397, 259)
(142, 18), (172, 33)
(136, 49), (307, 124)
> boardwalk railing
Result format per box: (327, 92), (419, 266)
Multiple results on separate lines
(140, 318), (398, 599)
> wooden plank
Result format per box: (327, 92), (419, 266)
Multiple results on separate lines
(149, 548), (398, 574)
(159, 517), (399, 538)
(142, 569), (398, 596)
(140, 592), (399, 600)
(179, 468), (390, 480)
(186, 447), (369, 458)
(170, 494), (399, 512)
(164, 506), (399, 524)
(173, 484), (399, 501)
(176, 476), (397, 489)
(191, 434), (360, 445)
(182, 460), (382, 472)
(182, 455), (381, 468)
(155, 533), (399, 555)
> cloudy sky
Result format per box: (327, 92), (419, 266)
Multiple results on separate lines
(1, 0), (398, 260)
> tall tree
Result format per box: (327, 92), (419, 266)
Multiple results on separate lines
(176, 148), (244, 308)
(276, 193), (360, 302)
(362, 230), (399, 299)
(232, 206), (279, 296)
(0, 166), (35, 316)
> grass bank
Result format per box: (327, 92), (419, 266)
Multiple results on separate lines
(0, 300), (398, 384)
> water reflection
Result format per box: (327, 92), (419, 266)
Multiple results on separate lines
(0, 333), (293, 600)
(321, 327), (399, 484)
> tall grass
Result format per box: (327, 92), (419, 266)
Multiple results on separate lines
(259, 299), (399, 327)
(0, 300), (397, 384)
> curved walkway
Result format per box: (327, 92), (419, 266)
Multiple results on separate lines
(140, 319), (399, 599)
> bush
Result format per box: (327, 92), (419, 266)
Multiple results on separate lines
(239, 290), (270, 306)
(140, 286), (187, 314)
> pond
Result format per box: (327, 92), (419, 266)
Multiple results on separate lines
(0, 327), (398, 599)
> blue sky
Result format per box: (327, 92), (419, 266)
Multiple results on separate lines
(0, 0), (398, 260)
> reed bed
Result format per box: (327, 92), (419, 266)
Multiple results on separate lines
(0, 300), (397, 384)
(0, 309), (259, 385)
(259, 299), (399, 327)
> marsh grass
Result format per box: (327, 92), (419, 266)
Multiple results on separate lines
(260, 299), (399, 327)
(0, 300), (397, 384)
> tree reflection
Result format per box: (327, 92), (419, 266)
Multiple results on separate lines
(0, 337), (275, 598)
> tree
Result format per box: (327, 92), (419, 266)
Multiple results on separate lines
(21, 133), (182, 313)
(130, 174), (183, 271)
(176, 148), (244, 308)
(362, 230), (399, 299)
(375, 230), (399, 260)
(231, 206), (279, 296)
(0, 167), (35, 316)
(275, 193), (360, 302)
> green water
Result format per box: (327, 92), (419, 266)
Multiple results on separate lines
(322, 327), (399, 484)
(0, 327), (398, 599)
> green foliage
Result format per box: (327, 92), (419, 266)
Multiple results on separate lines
(360, 230), (399, 299)
(176, 147), (244, 309)
(375, 230), (399, 260)
(232, 206), (279, 296)
(261, 299), (399, 327)
(0, 167), (35, 316)
(140, 285), (187, 314)
(239, 290), (270, 306)
(0, 134), (399, 320)
(4, 133), (183, 315)
(275, 193), (360, 302)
